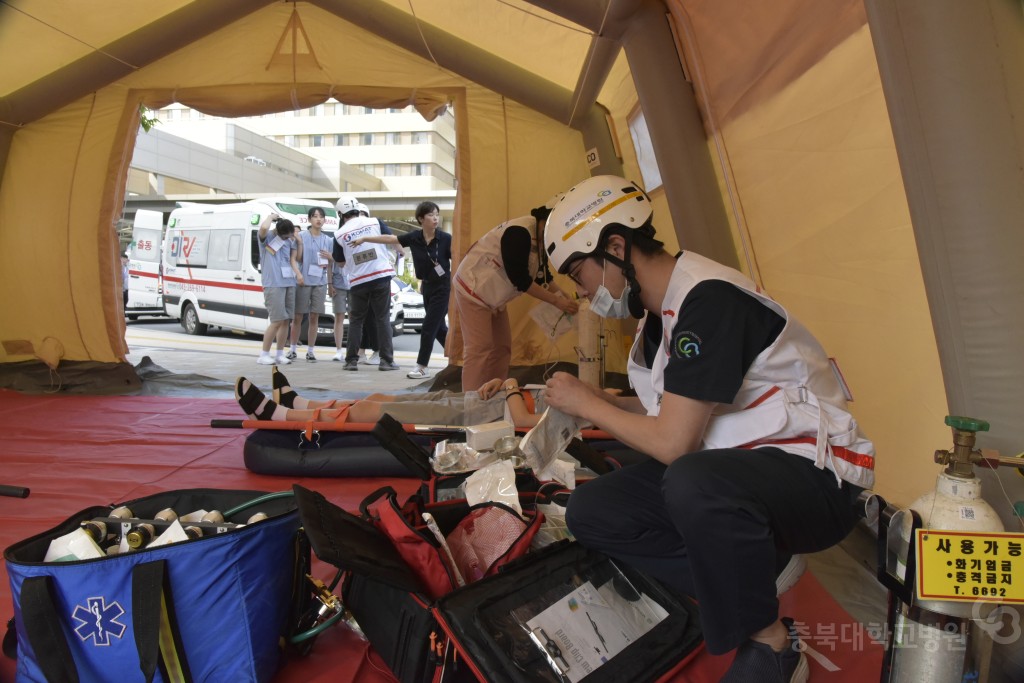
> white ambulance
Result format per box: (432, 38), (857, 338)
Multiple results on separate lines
(126, 209), (167, 319)
(162, 197), (341, 336)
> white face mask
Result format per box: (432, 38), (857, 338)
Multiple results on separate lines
(589, 262), (631, 319)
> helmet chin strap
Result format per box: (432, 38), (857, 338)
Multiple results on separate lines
(601, 235), (645, 319)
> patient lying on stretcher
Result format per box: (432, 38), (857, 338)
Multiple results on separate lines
(234, 367), (542, 428)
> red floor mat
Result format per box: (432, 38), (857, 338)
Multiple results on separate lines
(0, 390), (882, 681)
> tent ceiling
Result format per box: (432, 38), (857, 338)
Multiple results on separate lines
(0, 1), (192, 95)
(0, 0), (611, 129)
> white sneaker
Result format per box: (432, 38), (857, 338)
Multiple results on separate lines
(332, 350), (344, 362)
(359, 353), (379, 366)
(775, 554), (806, 596)
(407, 367), (428, 379)
(275, 355), (292, 365)
(256, 356), (276, 365)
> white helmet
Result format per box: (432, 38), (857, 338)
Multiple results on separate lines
(544, 175), (652, 274)
(356, 202), (370, 217)
(336, 195), (360, 216)
(530, 192), (566, 222)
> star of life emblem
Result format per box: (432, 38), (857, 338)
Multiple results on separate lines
(72, 596), (127, 646)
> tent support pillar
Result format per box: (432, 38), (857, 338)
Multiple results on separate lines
(617, 0), (736, 266)
(865, 0), (1024, 505)
(529, 0), (737, 266)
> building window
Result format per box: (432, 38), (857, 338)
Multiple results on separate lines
(361, 133), (373, 145)
(312, 134), (324, 147)
(414, 163), (427, 176)
(363, 107), (374, 115)
(412, 131), (428, 144)
(386, 132), (400, 145)
(285, 135), (298, 147)
(384, 164), (399, 176)
(335, 134), (346, 146)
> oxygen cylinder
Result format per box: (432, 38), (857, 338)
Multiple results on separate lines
(886, 416), (1005, 683)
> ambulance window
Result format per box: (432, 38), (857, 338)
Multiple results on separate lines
(208, 230), (243, 270)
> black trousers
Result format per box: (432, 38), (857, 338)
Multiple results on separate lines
(565, 447), (861, 654)
(346, 279), (393, 363)
(417, 279), (450, 367)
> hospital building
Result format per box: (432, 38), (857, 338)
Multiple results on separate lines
(122, 101), (457, 233)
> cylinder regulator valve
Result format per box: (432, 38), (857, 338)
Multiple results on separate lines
(933, 415), (989, 479)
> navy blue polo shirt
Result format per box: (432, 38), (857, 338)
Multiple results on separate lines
(398, 229), (452, 283)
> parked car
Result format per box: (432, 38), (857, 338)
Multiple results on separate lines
(393, 278), (425, 332)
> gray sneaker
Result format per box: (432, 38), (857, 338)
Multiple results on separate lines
(343, 360), (358, 371)
(285, 350), (297, 360)
(378, 360), (400, 371)
(306, 351), (317, 363)
(721, 617), (808, 683)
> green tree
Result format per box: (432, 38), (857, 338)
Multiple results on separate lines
(138, 104), (159, 132)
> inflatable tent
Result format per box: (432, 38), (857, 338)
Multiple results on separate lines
(1, 0), (1023, 514)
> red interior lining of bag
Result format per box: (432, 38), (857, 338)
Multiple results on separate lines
(0, 389), (882, 682)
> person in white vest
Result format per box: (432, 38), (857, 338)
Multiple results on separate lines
(542, 175), (875, 683)
(332, 195), (400, 371)
(452, 197), (578, 392)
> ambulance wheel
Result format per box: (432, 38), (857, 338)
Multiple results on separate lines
(127, 314), (138, 321)
(181, 303), (208, 336)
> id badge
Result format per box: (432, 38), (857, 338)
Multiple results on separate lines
(280, 265), (294, 279)
(434, 263), (445, 276)
(308, 264), (324, 278)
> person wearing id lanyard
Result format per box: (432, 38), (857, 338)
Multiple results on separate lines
(286, 207), (333, 362)
(353, 201), (452, 379)
(255, 214), (300, 366)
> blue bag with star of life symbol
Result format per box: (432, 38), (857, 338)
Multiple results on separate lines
(4, 488), (305, 683)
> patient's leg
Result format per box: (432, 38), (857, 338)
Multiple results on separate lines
(271, 367), (353, 410)
(238, 377), (383, 423)
(236, 378), (289, 421)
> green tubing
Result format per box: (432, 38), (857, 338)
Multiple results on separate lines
(224, 490), (294, 517)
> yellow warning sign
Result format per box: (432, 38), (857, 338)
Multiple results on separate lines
(915, 529), (1024, 603)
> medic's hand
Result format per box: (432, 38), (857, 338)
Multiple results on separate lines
(478, 378), (503, 399)
(556, 295), (579, 315)
(544, 372), (592, 417)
